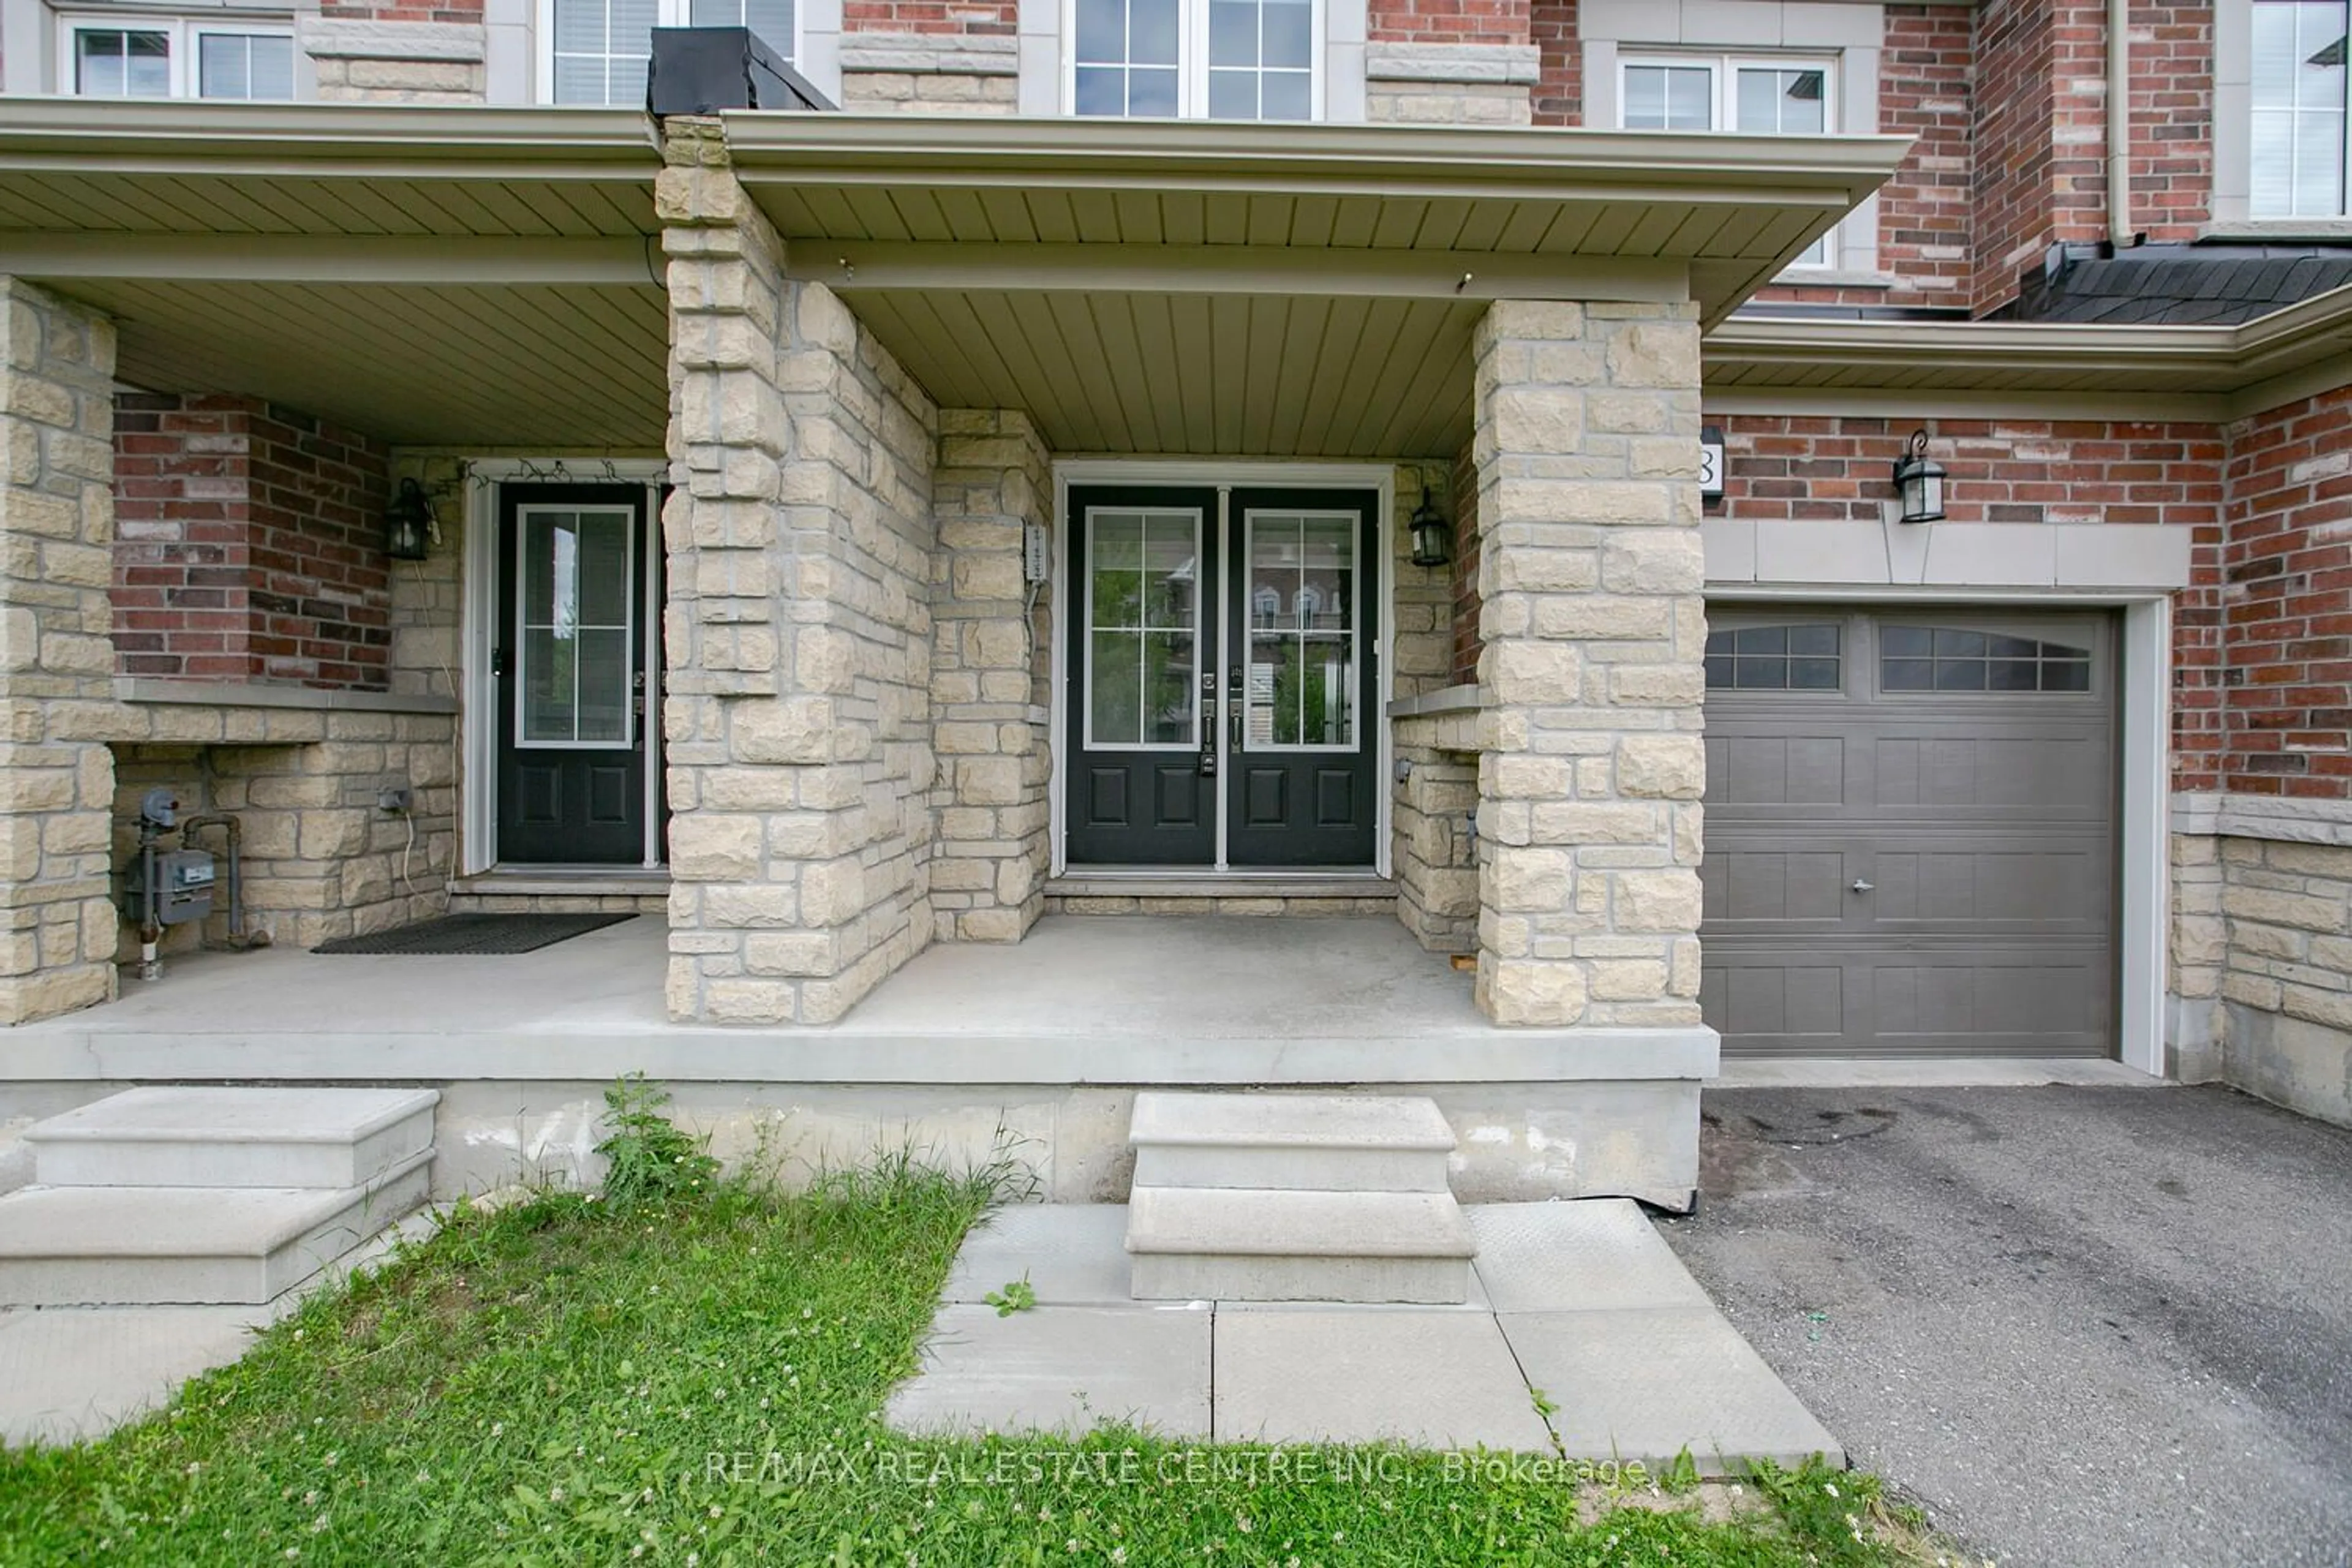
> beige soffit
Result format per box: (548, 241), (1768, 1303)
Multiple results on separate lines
(1705, 281), (2352, 420)
(0, 99), (668, 448)
(717, 112), (1907, 455)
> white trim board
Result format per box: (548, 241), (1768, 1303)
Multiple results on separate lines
(1049, 457), (1396, 880)
(1705, 580), (2173, 1082)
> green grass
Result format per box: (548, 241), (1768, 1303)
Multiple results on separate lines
(0, 1152), (1924, 1567)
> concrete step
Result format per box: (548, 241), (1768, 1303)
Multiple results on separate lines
(0, 1150), (434, 1306)
(1128, 1091), (1456, 1193)
(1126, 1186), (1476, 1304)
(26, 1087), (440, 1189)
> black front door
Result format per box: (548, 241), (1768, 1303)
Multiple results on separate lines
(1064, 483), (1379, 869)
(496, 484), (655, 865)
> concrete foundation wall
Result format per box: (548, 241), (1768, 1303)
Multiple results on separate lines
(0, 1076), (1675, 1210)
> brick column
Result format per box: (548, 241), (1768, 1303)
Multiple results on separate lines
(660, 119), (939, 1025)
(930, 410), (1050, 942)
(1470, 299), (1708, 1029)
(0, 280), (121, 1023)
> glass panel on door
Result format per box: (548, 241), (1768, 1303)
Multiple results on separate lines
(517, 507), (635, 747)
(1245, 511), (1357, 750)
(1085, 509), (1201, 748)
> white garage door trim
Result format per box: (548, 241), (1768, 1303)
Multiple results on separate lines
(1705, 584), (2169, 1079)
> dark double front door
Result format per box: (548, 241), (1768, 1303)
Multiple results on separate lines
(495, 484), (659, 864)
(1065, 484), (1379, 869)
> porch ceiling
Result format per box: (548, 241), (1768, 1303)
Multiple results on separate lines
(722, 114), (1910, 458)
(0, 102), (668, 449)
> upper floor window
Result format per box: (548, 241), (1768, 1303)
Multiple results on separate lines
(1069, 0), (1318, 119)
(2252, 1), (2351, 217)
(1621, 53), (1836, 266)
(546, 0), (795, 105)
(59, 15), (293, 99)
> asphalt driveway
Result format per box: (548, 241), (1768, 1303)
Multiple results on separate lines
(1659, 1084), (2352, 1568)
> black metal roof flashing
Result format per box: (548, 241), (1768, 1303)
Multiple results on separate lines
(1997, 240), (2352, 326)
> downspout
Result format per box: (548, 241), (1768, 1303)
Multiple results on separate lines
(2108, 0), (2133, 249)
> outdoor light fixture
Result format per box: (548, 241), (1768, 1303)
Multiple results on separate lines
(385, 477), (435, 561)
(1409, 479), (1453, 568)
(1891, 429), (1948, 524)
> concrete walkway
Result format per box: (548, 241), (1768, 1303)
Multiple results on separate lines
(0, 1211), (436, 1449)
(887, 1200), (1841, 1472)
(1663, 1084), (2352, 1568)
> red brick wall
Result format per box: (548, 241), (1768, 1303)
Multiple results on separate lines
(1449, 440), (1481, 685)
(1368, 0), (1529, 45)
(842, 1), (1017, 32)
(1753, 4), (1977, 310)
(1970, 0), (2059, 312)
(1706, 413), (2229, 785)
(1529, 0), (1578, 126)
(2130, 2), (2214, 241)
(113, 394), (394, 691)
(2217, 387), (2352, 796)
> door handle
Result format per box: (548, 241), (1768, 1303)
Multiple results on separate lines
(1851, 879), (1874, 894)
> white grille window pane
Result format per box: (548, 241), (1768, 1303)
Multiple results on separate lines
(1131, 0), (1178, 65)
(1264, 0), (1311, 68)
(1736, 67), (1826, 135)
(77, 29), (172, 97)
(1261, 69), (1310, 119)
(552, 0), (658, 105)
(1075, 0), (1125, 64)
(1209, 70), (1257, 118)
(1624, 64), (1714, 130)
(2250, 2), (2349, 216)
(197, 34), (293, 100)
(1074, 66), (1125, 114)
(1210, 0), (1257, 67)
(1129, 65), (1178, 115)
(689, 0), (796, 59)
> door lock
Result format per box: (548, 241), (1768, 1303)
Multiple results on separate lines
(1850, 878), (1875, 894)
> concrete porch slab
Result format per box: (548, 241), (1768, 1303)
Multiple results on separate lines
(0, 917), (1716, 1087)
(883, 1302), (1212, 1440)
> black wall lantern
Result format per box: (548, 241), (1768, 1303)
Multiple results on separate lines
(1408, 478), (1453, 568)
(1891, 429), (1948, 524)
(385, 477), (435, 561)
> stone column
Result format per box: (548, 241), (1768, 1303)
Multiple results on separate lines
(0, 279), (121, 1023)
(930, 410), (1051, 943)
(660, 119), (939, 1025)
(1471, 299), (1708, 1029)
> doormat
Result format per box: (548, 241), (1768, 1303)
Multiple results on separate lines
(313, 912), (636, 956)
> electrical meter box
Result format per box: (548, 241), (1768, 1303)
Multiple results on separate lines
(128, 850), (216, 925)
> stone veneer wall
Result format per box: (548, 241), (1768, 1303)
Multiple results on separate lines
(105, 701), (456, 955)
(661, 118), (941, 1025)
(839, 32), (1019, 113)
(1392, 703), (1478, 952)
(2170, 816), (2352, 1129)
(1471, 298), (1706, 1028)
(929, 410), (1050, 941)
(1365, 42), (1540, 124)
(301, 19), (490, 104)
(0, 280), (120, 1023)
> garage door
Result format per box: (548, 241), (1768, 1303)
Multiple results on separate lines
(1699, 608), (2116, 1058)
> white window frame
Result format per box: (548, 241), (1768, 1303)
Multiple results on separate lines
(1619, 51), (1840, 270)
(54, 13), (295, 100)
(1240, 507), (1362, 754)
(1059, 0), (1326, 121)
(535, 0), (804, 107)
